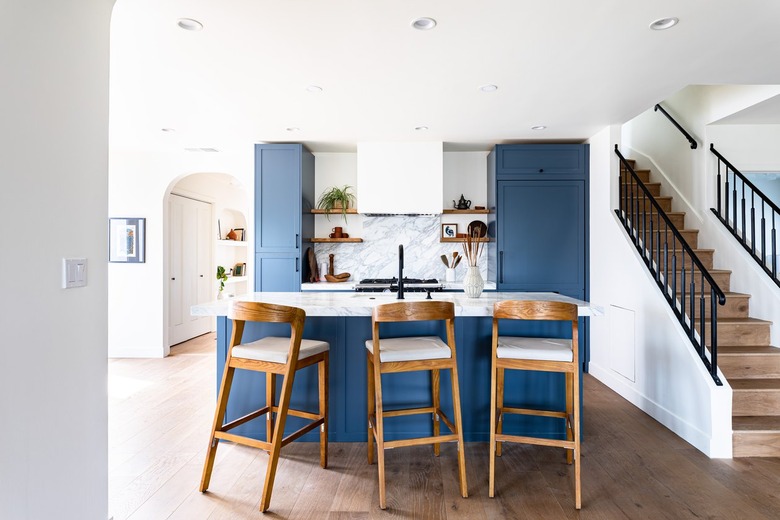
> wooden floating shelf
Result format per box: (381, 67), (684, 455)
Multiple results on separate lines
(309, 237), (364, 243)
(310, 209), (358, 214)
(442, 209), (490, 214)
(440, 237), (490, 243)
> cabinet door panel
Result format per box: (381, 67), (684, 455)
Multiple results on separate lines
(497, 180), (585, 293)
(496, 144), (585, 177)
(255, 145), (301, 252)
(255, 254), (300, 292)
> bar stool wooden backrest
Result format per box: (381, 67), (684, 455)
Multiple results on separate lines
(367, 300), (468, 509)
(489, 300), (581, 509)
(200, 301), (329, 513)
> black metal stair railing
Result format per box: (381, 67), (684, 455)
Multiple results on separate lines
(710, 144), (779, 289)
(614, 145), (724, 385)
(654, 104), (698, 149)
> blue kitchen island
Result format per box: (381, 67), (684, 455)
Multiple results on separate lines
(192, 292), (599, 443)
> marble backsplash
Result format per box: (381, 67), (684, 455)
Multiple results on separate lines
(313, 215), (488, 282)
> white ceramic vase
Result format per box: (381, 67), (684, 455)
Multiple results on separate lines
(462, 266), (484, 298)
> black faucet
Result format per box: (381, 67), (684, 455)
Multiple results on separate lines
(397, 244), (404, 299)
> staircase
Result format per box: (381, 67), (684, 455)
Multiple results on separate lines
(625, 159), (780, 457)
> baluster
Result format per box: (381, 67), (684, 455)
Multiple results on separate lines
(656, 211), (662, 284)
(716, 159), (722, 216)
(772, 211), (777, 279)
(649, 210), (655, 278)
(741, 180), (746, 241)
(689, 262), (696, 343)
(671, 235), (677, 304)
(680, 251), (686, 319)
(710, 290), (718, 379)
(750, 191), (756, 256)
(761, 202), (766, 269)
(699, 274), (706, 359)
(724, 172), (730, 223)
(642, 194), (647, 259)
(732, 170), (738, 231)
(619, 166), (624, 221)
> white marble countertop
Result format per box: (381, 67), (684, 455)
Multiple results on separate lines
(300, 281), (498, 292)
(192, 292), (602, 317)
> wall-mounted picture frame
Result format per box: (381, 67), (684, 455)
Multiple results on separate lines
(441, 223), (458, 239)
(109, 217), (146, 263)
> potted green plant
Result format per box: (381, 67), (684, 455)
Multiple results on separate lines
(316, 185), (356, 222)
(216, 265), (228, 297)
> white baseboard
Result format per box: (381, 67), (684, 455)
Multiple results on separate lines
(108, 346), (166, 358)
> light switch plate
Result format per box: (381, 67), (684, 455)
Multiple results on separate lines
(63, 258), (87, 288)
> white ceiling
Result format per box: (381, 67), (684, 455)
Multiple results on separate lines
(109, 0), (780, 153)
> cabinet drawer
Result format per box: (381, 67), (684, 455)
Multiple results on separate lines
(496, 144), (586, 177)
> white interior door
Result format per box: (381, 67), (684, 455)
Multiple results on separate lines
(169, 194), (213, 346)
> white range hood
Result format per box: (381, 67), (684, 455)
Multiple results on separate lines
(357, 142), (443, 214)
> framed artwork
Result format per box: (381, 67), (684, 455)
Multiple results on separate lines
(233, 228), (245, 241)
(109, 217), (146, 263)
(234, 263), (245, 276)
(441, 223), (458, 239)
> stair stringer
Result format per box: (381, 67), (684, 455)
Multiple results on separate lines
(588, 211), (733, 458)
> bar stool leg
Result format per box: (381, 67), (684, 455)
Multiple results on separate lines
(565, 372), (574, 465)
(260, 365), (296, 512)
(489, 355), (498, 498)
(319, 353), (329, 469)
(373, 361), (387, 510)
(366, 352), (375, 465)
(200, 364), (236, 492)
(449, 362), (468, 498)
(573, 370), (582, 510)
(266, 373), (276, 451)
(496, 367), (505, 458)
(432, 368), (441, 456)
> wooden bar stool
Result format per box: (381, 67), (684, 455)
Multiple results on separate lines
(200, 301), (329, 513)
(489, 300), (581, 509)
(366, 300), (468, 510)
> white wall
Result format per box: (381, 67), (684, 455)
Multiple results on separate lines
(0, 1), (113, 518)
(108, 150), (253, 358)
(588, 126), (732, 457)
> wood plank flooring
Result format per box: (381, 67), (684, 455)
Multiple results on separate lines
(109, 333), (780, 519)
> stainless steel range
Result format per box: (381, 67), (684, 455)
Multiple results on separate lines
(354, 277), (444, 293)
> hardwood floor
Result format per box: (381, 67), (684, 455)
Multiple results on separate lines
(109, 333), (780, 519)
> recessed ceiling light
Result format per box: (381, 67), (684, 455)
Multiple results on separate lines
(415, 126), (429, 131)
(177, 18), (203, 31)
(531, 125), (547, 131)
(649, 17), (678, 30)
(286, 127), (300, 132)
(479, 84), (498, 93)
(411, 17), (437, 30)
(161, 128), (175, 132)
(306, 85), (323, 93)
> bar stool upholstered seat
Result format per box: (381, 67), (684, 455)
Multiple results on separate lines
(200, 301), (329, 513)
(489, 300), (581, 509)
(366, 300), (468, 509)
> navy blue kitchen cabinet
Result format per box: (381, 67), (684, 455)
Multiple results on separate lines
(494, 143), (586, 177)
(488, 143), (589, 367)
(254, 144), (314, 291)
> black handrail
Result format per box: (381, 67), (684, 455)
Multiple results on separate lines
(654, 104), (698, 149)
(615, 145), (724, 385)
(710, 144), (780, 289)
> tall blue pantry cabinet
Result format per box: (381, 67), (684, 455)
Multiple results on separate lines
(254, 144), (315, 291)
(487, 143), (590, 367)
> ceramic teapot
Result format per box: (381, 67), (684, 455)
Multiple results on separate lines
(453, 194), (471, 210)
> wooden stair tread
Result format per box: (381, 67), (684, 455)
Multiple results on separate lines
(720, 345), (780, 355)
(732, 416), (780, 432)
(705, 317), (771, 325)
(730, 378), (780, 391)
